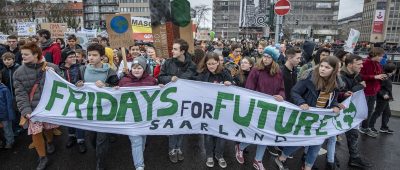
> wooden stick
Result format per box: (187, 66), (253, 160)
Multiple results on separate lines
(121, 47), (128, 69)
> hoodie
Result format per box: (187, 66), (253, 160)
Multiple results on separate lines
(41, 39), (62, 65)
(360, 57), (383, 96)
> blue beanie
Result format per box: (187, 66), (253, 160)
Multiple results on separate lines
(263, 46), (280, 62)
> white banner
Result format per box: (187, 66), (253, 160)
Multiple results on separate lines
(17, 22), (36, 36)
(344, 28), (360, 53)
(32, 71), (367, 146)
(0, 35), (9, 43)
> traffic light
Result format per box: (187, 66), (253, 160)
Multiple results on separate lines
(295, 19), (299, 25)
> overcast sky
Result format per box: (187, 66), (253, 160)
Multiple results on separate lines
(190, 0), (364, 29)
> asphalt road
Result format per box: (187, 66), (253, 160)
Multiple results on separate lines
(1, 117), (399, 170)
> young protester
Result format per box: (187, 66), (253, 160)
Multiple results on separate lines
(359, 47), (387, 137)
(14, 42), (61, 170)
(196, 52), (233, 168)
(233, 57), (254, 87)
(158, 39), (197, 163)
(281, 47), (302, 103)
(76, 43), (119, 170)
(1, 52), (21, 135)
(117, 45), (141, 78)
(75, 49), (87, 66)
(228, 44), (242, 64)
(368, 62), (397, 134)
(145, 46), (163, 77)
(63, 34), (83, 52)
(275, 56), (342, 170)
(0, 73), (15, 149)
(5, 35), (23, 65)
(298, 47), (330, 78)
(100, 37), (115, 70)
(338, 54), (372, 169)
(117, 57), (158, 170)
(235, 46), (285, 170)
(59, 50), (87, 153)
(37, 29), (62, 65)
(56, 38), (65, 50)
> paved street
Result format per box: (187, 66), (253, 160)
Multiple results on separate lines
(0, 117), (399, 170)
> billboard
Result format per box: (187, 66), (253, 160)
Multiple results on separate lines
(131, 17), (153, 42)
(373, 10), (385, 33)
(239, 0), (269, 27)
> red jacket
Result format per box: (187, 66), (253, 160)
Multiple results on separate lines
(360, 58), (383, 96)
(245, 67), (285, 99)
(42, 42), (62, 65)
(153, 64), (161, 79)
(118, 73), (157, 87)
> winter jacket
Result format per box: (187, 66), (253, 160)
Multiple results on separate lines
(360, 58), (383, 96)
(158, 54), (197, 84)
(118, 73), (157, 87)
(0, 84), (15, 121)
(59, 63), (81, 84)
(377, 77), (393, 101)
(281, 65), (297, 103)
(1, 63), (20, 96)
(13, 62), (61, 116)
(245, 67), (285, 98)
(196, 69), (233, 84)
(339, 67), (364, 101)
(42, 42), (62, 65)
(291, 70), (339, 108)
(79, 64), (119, 87)
(0, 45), (7, 70)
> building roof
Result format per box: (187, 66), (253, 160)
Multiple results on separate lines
(338, 12), (363, 23)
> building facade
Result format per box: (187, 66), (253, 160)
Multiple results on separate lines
(0, 1), (83, 35)
(83, 0), (119, 29)
(213, 0), (241, 40)
(360, 0), (400, 43)
(119, 0), (150, 18)
(338, 12), (362, 41)
(283, 0), (339, 41)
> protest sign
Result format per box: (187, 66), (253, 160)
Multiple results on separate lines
(32, 71), (367, 146)
(0, 35), (9, 44)
(132, 17), (153, 42)
(41, 23), (68, 39)
(106, 14), (135, 48)
(344, 28), (360, 53)
(17, 22), (36, 36)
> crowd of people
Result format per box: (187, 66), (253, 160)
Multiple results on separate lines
(0, 29), (397, 170)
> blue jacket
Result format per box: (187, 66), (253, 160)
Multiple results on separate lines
(59, 63), (81, 84)
(0, 84), (15, 121)
(291, 70), (339, 108)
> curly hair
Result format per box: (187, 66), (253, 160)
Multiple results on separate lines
(87, 43), (105, 56)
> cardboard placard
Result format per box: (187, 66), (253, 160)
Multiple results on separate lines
(106, 14), (135, 49)
(41, 23), (68, 39)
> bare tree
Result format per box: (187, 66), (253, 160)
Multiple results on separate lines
(193, 4), (211, 30)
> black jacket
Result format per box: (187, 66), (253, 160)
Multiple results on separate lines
(196, 69), (233, 84)
(233, 70), (250, 87)
(377, 78), (393, 101)
(59, 64), (81, 84)
(1, 63), (20, 96)
(158, 54), (197, 84)
(281, 65), (297, 103)
(339, 67), (364, 101)
(291, 70), (339, 108)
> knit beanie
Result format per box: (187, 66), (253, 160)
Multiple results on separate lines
(132, 57), (147, 70)
(61, 50), (76, 64)
(263, 46), (280, 62)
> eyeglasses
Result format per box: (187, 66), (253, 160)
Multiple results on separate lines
(206, 62), (219, 66)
